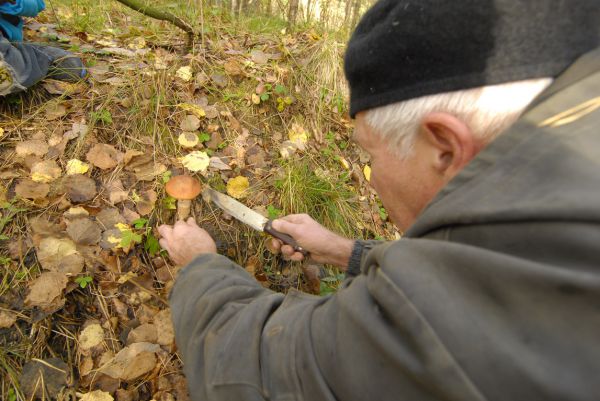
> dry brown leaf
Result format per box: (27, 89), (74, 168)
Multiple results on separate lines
(20, 358), (68, 401)
(133, 162), (167, 181)
(45, 102), (68, 120)
(99, 342), (160, 381)
(86, 144), (123, 169)
(106, 179), (128, 204)
(136, 190), (157, 216)
(0, 310), (17, 328)
(209, 156), (231, 171)
(96, 208), (126, 230)
(224, 58), (243, 76)
(126, 323), (158, 344)
(15, 140), (49, 157)
(204, 105), (219, 119)
(15, 179), (50, 200)
(79, 323), (105, 355)
(179, 114), (200, 132)
(63, 174), (97, 203)
(66, 218), (102, 245)
(81, 390), (114, 401)
(211, 73), (228, 88)
(31, 160), (62, 183)
(154, 309), (175, 347)
(25, 271), (68, 310)
(250, 49), (269, 64)
(37, 237), (84, 274)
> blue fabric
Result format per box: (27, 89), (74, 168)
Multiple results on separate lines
(0, 0), (45, 42)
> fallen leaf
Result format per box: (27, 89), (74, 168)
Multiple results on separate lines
(64, 206), (89, 219)
(136, 190), (157, 216)
(223, 58), (243, 76)
(31, 160), (62, 183)
(154, 309), (175, 347)
(96, 208), (126, 230)
(209, 156), (231, 171)
(45, 102), (68, 120)
(179, 114), (201, 132)
(99, 342), (160, 381)
(63, 174), (97, 203)
(288, 123), (309, 144)
(180, 151), (210, 173)
(80, 390), (114, 401)
(126, 323), (157, 344)
(79, 323), (105, 355)
(364, 165), (371, 182)
(204, 105), (219, 119)
(338, 157), (350, 170)
(250, 49), (269, 64)
(20, 358), (68, 401)
(279, 140), (300, 159)
(178, 132), (199, 148)
(211, 73), (228, 88)
(106, 180), (128, 204)
(176, 65), (193, 81)
(227, 176), (249, 199)
(15, 140), (49, 157)
(66, 218), (102, 245)
(15, 179), (50, 200)
(86, 144), (123, 169)
(0, 310), (17, 328)
(36, 237), (84, 274)
(251, 93), (261, 105)
(133, 162), (167, 181)
(177, 103), (206, 118)
(66, 159), (90, 175)
(25, 271), (68, 309)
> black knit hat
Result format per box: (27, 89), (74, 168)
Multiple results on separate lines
(344, 0), (600, 118)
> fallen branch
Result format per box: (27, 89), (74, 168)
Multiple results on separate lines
(114, 0), (196, 47)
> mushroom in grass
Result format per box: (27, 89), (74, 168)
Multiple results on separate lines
(165, 175), (202, 220)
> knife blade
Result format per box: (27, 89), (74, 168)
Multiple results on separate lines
(202, 188), (307, 256)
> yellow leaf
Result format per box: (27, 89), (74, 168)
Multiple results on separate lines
(251, 93), (261, 105)
(115, 222), (130, 232)
(227, 176), (249, 199)
(80, 390), (114, 401)
(66, 159), (90, 175)
(339, 157), (350, 170)
(288, 123), (309, 144)
(31, 160), (61, 183)
(0, 127), (4, 137)
(178, 132), (199, 148)
(176, 66), (193, 82)
(180, 151), (210, 173)
(364, 165), (371, 182)
(177, 103), (206, 118)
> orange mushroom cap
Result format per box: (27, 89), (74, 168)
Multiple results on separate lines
(165, 175), (202, 200)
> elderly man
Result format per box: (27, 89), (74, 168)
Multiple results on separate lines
(158, 0), (600, 400)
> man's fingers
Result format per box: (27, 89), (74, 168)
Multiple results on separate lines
(280, 244), (296, 257)
(157, 224), (173, 240)
(279, 214), (310, 224)
(159, 238), (170, 252)
(272, 219), (302, 238)
(174, 219), (188, 229)
(289, 252), (305, 262)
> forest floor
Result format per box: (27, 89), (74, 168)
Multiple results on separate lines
(0, 2), (398, 400)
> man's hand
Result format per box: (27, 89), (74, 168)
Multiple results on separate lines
(270, 214), (355, 269)
(158, 218), (217, 266)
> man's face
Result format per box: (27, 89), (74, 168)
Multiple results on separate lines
(353, 112), (448, 232)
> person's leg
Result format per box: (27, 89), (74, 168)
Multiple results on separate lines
(1, 35), (86, 96)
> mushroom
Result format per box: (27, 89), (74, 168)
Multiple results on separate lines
(165, 175), (202, 220)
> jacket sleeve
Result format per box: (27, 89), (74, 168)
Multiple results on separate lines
(169, 250), (485, 401)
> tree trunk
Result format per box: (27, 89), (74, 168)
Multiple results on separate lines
(288, 0), (299, 26)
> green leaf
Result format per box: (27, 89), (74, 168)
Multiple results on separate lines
(266, 205), (282, 220)
(260, 93), (270, 102)
(120, 230), (142, 248)
(144, 232), (161, 256)
(379, 207), (388, 221)
(75, 276), (93, 289)
(132, 218), (148, 229)
(163, 196), (177, 210)
(197, 132), (211, 143)
(162, 170), (172, 184)
(274, 84), (286, 94)
(7, 388), (16, 401)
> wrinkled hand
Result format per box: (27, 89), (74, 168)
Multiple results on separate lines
(158, 218), (216, 266)
(270, 214), (354, 269)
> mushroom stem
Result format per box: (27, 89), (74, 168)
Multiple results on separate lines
(177, 199), (192, 220)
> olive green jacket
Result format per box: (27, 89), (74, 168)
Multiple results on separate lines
(170, 48), (600, 401)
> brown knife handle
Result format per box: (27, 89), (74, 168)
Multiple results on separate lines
(264, 220), (309, 257)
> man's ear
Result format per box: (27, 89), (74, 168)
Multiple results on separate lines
(419, 112), (480, 176)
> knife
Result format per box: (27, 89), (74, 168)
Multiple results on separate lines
(202, 188), (308, 256)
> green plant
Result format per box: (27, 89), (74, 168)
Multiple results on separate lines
(90, 108), (113, 125)
(75, 275), (93, 289)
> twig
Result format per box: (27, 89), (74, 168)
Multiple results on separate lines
(114, 0), (197, 48)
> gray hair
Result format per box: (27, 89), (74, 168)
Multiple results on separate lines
(364, 78), (553, 157)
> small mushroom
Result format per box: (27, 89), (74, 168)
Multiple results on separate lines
(165, 175), (202, 220)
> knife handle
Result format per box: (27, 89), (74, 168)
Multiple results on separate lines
(264, 220), (309, 257)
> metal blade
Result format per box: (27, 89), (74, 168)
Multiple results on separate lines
(202, 188), (268, 232)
